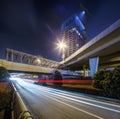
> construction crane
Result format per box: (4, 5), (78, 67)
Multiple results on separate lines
(80, 3), (93, 17)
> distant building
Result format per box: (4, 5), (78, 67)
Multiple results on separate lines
(61, 11), (86, 58)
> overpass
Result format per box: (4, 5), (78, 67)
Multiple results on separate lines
(0, 59), (56, 74)
(0, 49), (60, 74)
(6, 48), (59, 68)
(60, 19), (120, 76)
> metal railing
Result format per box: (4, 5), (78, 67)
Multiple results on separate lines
(11, 83), (34, 119)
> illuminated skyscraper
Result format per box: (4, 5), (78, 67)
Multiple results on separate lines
(61, 11), (86, 58)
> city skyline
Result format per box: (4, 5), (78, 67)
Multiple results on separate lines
(0, 0), (120, 61)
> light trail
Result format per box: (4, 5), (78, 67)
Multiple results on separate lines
(17, 79), (120, 109)
(40, 87), (120, 108)
(33, 86), (120, 113)
(33, 79), (92, 84)
(15, 80), (103, 119)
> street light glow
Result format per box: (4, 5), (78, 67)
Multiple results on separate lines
(56, 39), (67, 50)
(56, 39), (67, 61)
(35, 57), (41, 65)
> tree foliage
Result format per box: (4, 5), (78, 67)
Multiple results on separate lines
(54, 70), (63, 86)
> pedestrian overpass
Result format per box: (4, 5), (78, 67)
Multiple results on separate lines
(0, 48), (60, 74)
(0, 59), (55, 74)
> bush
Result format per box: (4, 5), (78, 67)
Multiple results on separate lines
(93, 67), (120, 99)
(102, 67), (120, 98)
(100, 70), (113, 96)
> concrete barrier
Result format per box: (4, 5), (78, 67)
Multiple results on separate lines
(11, 82), (33, 119)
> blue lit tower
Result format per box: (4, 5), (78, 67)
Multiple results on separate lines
(61, 11), (86, 58)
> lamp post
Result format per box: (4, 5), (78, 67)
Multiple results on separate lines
(56, 39), (67, 61)
(36, 56), (41, 65)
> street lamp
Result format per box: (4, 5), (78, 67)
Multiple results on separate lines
(35, 56), (41, 65)
(56, 39), (67, 61)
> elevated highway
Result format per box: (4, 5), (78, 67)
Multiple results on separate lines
(61, 19), (120, 72)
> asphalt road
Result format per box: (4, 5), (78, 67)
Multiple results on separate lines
(14, 79), (120, 119)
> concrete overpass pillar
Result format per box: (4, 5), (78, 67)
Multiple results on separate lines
(83, 65), (89, 77)
(89, 57), (99, 77)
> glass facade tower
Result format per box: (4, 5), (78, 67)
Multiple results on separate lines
(61, 11), (86, 58)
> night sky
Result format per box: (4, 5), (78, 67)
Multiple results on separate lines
(0, 0), (120, 61)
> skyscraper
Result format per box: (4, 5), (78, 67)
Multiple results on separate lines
(61, 11), (86, 58)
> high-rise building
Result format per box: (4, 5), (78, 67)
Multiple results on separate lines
(61, 11), (86, 58)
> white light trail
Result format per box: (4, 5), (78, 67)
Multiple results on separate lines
(15, 81), (120, 117)
(32, 85), (120, 113)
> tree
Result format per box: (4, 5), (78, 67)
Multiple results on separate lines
(92, 69), (105, 89)
(54, 70), (63, 86)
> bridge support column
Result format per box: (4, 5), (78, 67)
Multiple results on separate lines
(83, 65), (89, 77)
(89, 57), (99, 77)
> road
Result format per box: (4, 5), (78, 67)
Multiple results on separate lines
(13, 79), (120, 119)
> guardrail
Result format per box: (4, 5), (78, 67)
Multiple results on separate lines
(11, 82), (34, 119)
